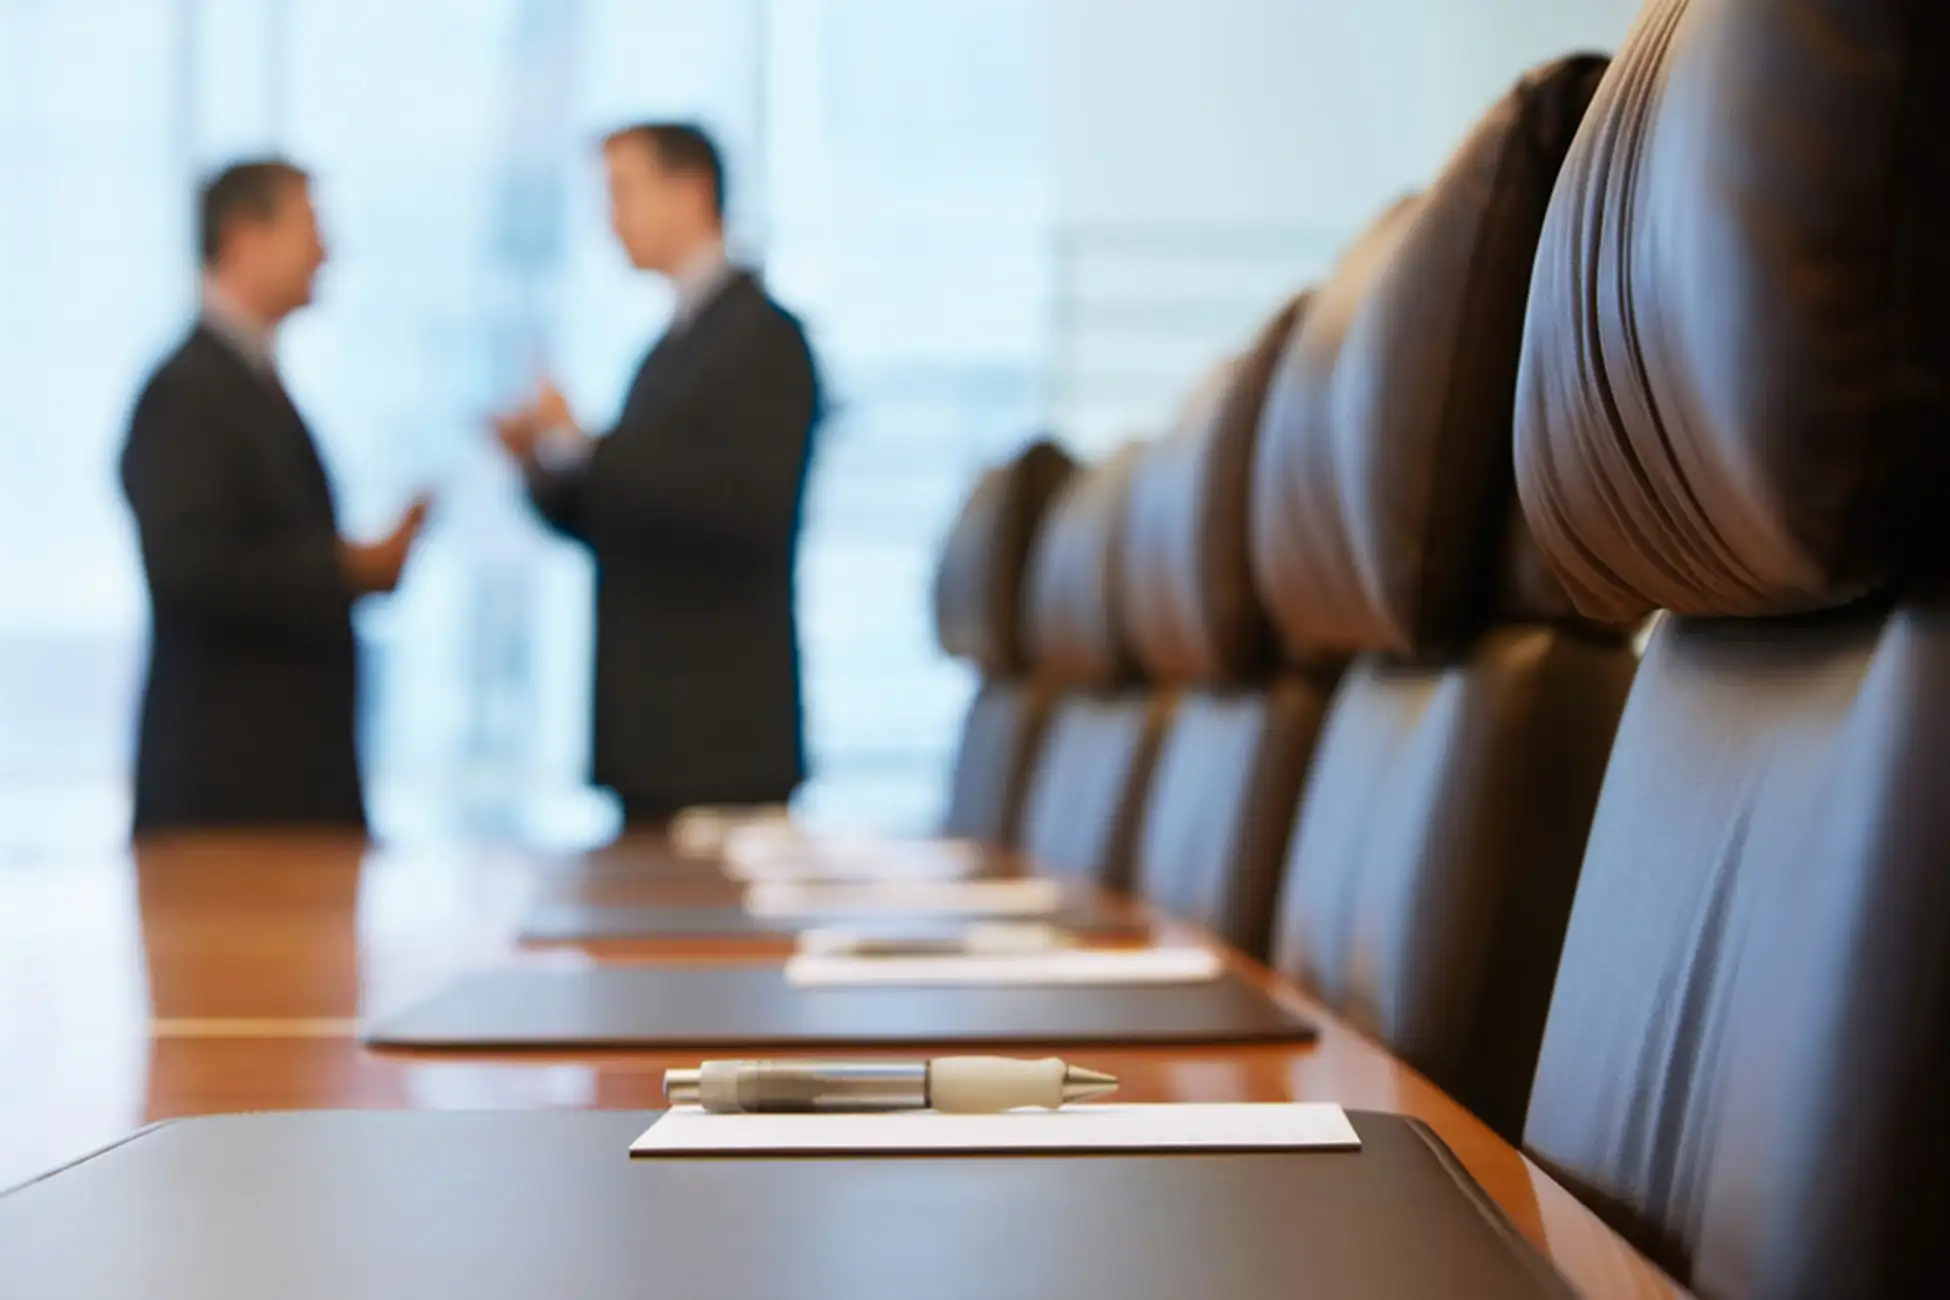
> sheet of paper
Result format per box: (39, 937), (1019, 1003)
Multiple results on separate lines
(672, 806), (795, 857)
(743, 877), (1066, 919)
(784, 947), (1223, 987)
(795, 921), (1068, 957)
(632, 1103), (1361, 1157)
(719, 820), (815, 858)
(725, 834), (987, 883)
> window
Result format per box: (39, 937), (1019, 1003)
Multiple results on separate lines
(0, 0), (1049, 849)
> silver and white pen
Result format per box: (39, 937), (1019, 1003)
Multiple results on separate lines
(663, 1056), (1118, 1114)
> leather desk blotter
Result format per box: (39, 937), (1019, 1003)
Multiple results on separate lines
(361, 962), (1316, 1050)
(0, 1111), (1573, 1299)
(517, 899), (1146, 944)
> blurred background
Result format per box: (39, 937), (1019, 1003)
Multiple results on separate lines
(0, 0), (1636, 853)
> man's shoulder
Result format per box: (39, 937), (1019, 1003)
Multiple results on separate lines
(135, 327), (232, 408)
(128, 326), (257, 442)
(743, 283), (818, 387)
(724, 272), (809, 344)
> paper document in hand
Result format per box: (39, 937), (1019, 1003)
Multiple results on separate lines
(784, 947), (1223, 987)
(743, 877), (1065, 919)
(632, 1103), (1362, 1156)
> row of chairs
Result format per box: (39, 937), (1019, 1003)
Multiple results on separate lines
(933, 53), (1627, 1146)
(914, 7), (1949, 1294)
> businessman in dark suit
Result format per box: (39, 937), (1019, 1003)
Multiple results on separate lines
(121, 160), (429, 833)
(496, 123), (820, 825)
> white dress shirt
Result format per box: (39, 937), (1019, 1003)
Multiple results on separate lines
(668, 240), (735, 330)
(200, 280), (279, 378)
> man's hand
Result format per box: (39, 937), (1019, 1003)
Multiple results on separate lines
(493, 376), (581, 465)
(339, 495), (432, 596)
(493, 407), (544, 461)
(531, 375), (576, 434)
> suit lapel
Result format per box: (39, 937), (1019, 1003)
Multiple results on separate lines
(676, 267), (753, 356)
(616, 271), (755, 434)
(192, 325), (340, 529)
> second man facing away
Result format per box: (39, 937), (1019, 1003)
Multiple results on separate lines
(497, 123), (822, 827)
(121, 161), (429, 834)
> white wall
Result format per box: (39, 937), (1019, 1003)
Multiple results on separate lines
(1038, 0), (1642, 444)
(1043, 0), (1640, 228)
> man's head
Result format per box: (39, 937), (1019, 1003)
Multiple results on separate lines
(199, 160), (326, 322)
(601, 122), (726, 275)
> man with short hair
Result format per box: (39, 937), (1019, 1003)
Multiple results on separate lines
(121, 159), (428, 833)
(497, 122), (821, 826)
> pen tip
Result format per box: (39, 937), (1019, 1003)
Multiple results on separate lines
(1062, 1065), (1119, 1104)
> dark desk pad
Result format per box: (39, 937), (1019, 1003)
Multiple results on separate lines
(529, 850), (1028, 909)
(0, 1111), (1574, 1299)
(573, 844), (722, 872)
(556, 840), (1020, 883)
(531, 853), (734, 894)
(362, 963), (1316, 1050)
(518, 899), (1146, 944)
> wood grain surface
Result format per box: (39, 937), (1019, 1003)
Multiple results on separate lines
(0, 832), (1689, 1298)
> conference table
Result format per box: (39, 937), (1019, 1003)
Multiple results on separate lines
(0, 832), (1688, 1298)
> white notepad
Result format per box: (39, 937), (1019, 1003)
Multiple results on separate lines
(795, 921), (1069, 958)
(784, 947), (1224, 987)
(724, 835), (987, 884)
(672, 806), (795, 858)
(632, 1103), (1361, 1157)
(744, 877), (1066, 919)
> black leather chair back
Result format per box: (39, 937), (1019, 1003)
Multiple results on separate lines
(1120, 299), (1331, 957)
(1254, 55), (1633, 1145)
(934, 439), (1076, 842)
(1016, 445), (1173, 888)
(1516, 4), (1950, 1294)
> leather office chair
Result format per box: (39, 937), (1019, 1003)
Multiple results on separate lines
(1013, 444), (1174, 889)
(934, 439), (1076, 843)
(1119, 297), (1333, 959)
(1253, 55), (1634, 1144)
(1513, 4), (1950, 1295)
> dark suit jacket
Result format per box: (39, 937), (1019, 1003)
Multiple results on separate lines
(120, 325), (365, 833)
(526, 270), (819, 813)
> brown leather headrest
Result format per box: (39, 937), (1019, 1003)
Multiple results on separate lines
(933, 439), (1078, 673)
(1024, 443), (1148, 687)
(1516, 1), (1950, 622)
(1251, 54), (1610, 660)
(1117, 295), (1310, 684)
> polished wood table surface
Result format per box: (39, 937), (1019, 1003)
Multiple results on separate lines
(0, 833), (1689, 1298)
